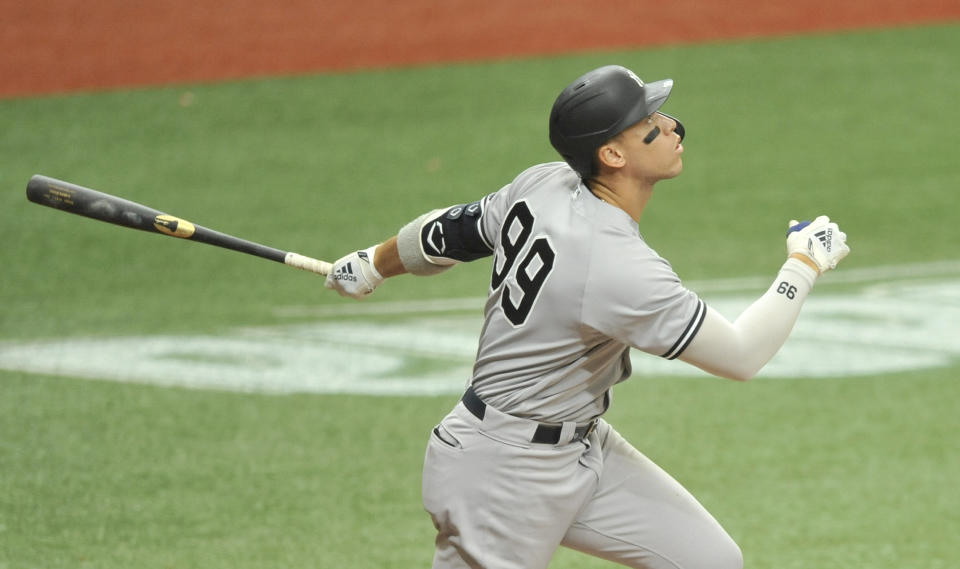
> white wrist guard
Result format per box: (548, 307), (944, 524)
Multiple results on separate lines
(396, 212), (455, 276)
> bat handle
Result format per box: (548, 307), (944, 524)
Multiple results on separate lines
(284, 252), (333, 276)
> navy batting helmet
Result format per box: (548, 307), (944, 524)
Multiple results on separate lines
(549, 65), (680, 178)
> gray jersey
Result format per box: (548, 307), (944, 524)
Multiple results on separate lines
(465, 162), (705, 423)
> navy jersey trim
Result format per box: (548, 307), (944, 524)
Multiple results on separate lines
(661, 299), (706, 360)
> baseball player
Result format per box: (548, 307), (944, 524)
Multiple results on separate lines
(325, 65), (849, 569)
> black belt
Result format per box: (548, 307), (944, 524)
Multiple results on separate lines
(461, 386), (597, 445)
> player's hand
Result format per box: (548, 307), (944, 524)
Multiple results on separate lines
(324, 245), (384, 300)
(785, 215), (850, 275)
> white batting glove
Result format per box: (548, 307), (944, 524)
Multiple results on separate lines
(786, 215), (850, 275)
(324, 245), (384, 300)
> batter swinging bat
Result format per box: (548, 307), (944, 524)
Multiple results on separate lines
(25, 175), (332, 275)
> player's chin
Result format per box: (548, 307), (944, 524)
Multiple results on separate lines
(663, 158), (683, 179)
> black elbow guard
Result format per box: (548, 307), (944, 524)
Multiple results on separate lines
(420, 200), (493, 263)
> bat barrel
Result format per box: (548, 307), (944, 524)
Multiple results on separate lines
(27, 174), (331, 276)
(27, 175), (164, 234)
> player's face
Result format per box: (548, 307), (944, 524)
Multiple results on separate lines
(618, 112), (684, 181)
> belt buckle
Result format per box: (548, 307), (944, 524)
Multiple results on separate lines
(581, 420), (597, 441)
(570, 420), (597, 443)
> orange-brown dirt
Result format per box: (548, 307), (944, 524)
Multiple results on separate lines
(2, 0), (958, 98)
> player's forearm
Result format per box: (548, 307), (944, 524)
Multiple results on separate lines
(678, 258), (817, 380)
(326, 203), (493, 299)
(373, 236), (408, 278)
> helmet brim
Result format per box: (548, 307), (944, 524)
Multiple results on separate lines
(618, 78), (674, 134)
(643, 79), (674, 114)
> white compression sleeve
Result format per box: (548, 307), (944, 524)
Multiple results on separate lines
(677, 258), (818, 380)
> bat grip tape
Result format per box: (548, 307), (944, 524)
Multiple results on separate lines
(284, 252), (332, 275)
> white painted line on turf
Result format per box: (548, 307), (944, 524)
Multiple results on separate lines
(1, 262), (958, 395)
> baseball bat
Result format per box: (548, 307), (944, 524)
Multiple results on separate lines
(25, 175), (332, 275)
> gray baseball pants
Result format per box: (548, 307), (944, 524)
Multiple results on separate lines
(422, 400), (744, 569)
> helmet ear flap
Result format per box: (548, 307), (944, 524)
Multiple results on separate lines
(658, 113), (685, 141)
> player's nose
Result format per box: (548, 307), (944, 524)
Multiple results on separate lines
(665, 114), (685, 141)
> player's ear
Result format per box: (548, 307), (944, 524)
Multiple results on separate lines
(596, 141), (626, 171)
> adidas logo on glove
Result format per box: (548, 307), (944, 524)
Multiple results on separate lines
(812, 228), (832, 253)
(331, 262), (359, 283)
